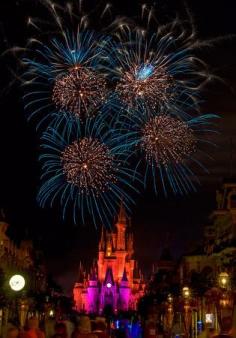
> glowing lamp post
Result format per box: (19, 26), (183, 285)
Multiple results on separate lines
(106, 282), (112, 288)
(9, 275), (25, 292)
(216, 272), (234, 333)
(218, 272), (230, 290)
(182, 286), (191, 299)
(164, 294), (174, 335)
(182, 286), (192, 338)
(9, 274), (28, 328)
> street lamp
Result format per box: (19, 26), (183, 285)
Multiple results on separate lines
(9, 274), (28, 328)
(216, 272), (234, 334)
(9, 275), (25, 292)
(182, 286), (191, 299)
(218, 272), (230, 290)
(164, 293), (174, 335)
(182, 286), (192, 338)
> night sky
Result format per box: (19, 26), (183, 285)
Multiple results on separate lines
(0, 0), (236, 294)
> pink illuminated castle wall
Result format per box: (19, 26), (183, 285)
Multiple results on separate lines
(73, 203), (145, 313)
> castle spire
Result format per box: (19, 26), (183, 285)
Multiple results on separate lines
(89, 262), (97, 281)
(118, 200), (127, 225)
(116, 201), (127, 250)
(104, 267), (114, 285)
(121, 268), (128, 282)
(106, 233), (113, 257)
(99, 227), (105, 251)
(127, 232), (134, 258)
(77, 261), (84, 283)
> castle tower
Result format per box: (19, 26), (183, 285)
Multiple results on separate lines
(99, 227), (105, 251)
(119, 268), (130, 311)
(73, 262), (86, 311)
(87, 266), (99, 313)
(73, 202), (145, 314)
(127, 232), (134, 258)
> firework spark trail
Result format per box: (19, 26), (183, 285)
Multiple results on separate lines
(61, 137), (116, 194)
(52, 66), (107, 118)
(115, 105), (219, 195)
(22, 30), (111, 126)
(108, 20), (213, 117)
(38, 114), (140, 227)
(140, 115), (196, 166)
(115, 64), (174, 109)
(3, 0), (226, 225)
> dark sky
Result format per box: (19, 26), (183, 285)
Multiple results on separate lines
(0, 0), (236, 294)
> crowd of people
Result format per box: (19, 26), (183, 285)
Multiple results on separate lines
(3, 315), (142, 338)
(2, 313), (236, 338)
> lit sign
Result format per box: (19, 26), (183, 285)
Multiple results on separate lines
(205, 314), (214, 328)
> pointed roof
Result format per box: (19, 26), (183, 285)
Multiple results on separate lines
(90, 263), (97, 281)
(104, 267), (114, 285)
(121, 268), (128, 282)
(118, 200), (127, 225)
(77, 262), (84, 283)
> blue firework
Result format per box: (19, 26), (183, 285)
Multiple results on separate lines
(109, 21), (209, 118)
(37, 114), (139, 227)
(22, 29), (112, 127)
(115, 105), (219, 195)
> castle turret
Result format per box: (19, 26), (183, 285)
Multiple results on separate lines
(127, 232), (134, 258)
(99, 227), (105, 251)
(106, 233), (113, 257)
(121, 268), (128, 285)
(104, 267), (114, 286)
(116, 202), (127, 251)
(119, 268), (130, 311)
(87, 265), (99, 313)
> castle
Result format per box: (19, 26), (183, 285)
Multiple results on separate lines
(73, 203), (145, 314)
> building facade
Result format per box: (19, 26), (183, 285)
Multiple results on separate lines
(0, 211), (47, 295)
(180, 180), (236, 284)
(73, 204), (145, 314)
(0, 213), (33, 274)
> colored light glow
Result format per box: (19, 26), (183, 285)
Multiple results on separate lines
(205, 314), (214, 324)
(49, 310), (54, 317)
(182, 286), (190, 298)
(9, 275), (25, 291)
(218, 272), (229, 288)
(106, 282), (112, 288)
(136, 64), (154, 80)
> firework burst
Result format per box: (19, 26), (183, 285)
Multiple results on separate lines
(115, 62), (174, 110)
(21, 0), (114, 128)
(140, 115), (196, 166)
(115, 106), (219, 195)
(109, 20), (211, 116)
(5, 1), (224, 226)
(38, 114), (139, 227)
(61, 137), (116, 193)
(52, 66), (107, 118)
(22, 30), (110, 126)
